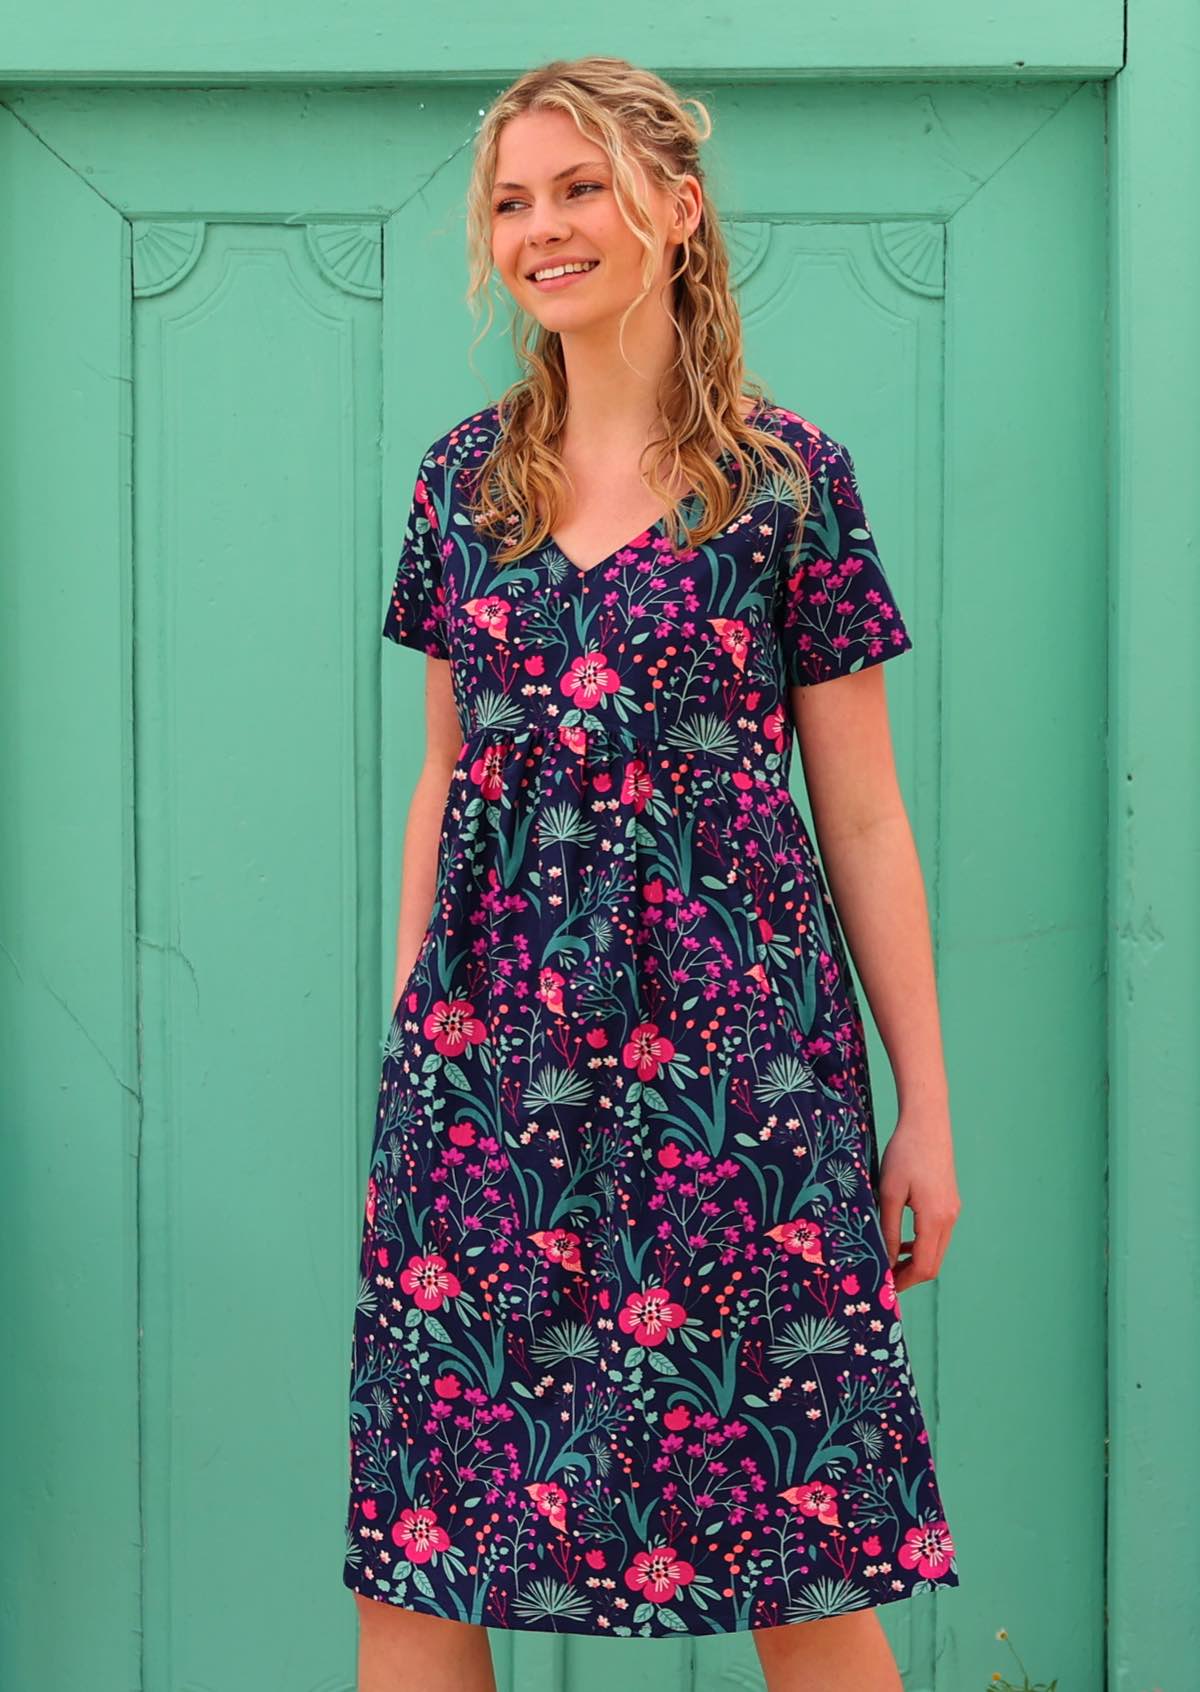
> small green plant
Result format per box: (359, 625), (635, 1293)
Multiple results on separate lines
(987, 1625), (1164, 1692)
(987, 1627), (1057, 1691)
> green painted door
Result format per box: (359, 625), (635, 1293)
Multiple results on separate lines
(1, 80), (1107, 1691)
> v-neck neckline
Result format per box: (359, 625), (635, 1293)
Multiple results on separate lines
(547, 511), (675, 582)
(537, 401), (774, 583)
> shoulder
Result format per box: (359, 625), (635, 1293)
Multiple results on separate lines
(415, 403), (503, 484)
(756, 401), (842, 461)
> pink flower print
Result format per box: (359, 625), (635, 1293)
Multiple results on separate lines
(399, 1251), (463, 1311)
(559, 721), (588, 756)
(433, 1372), (463, 1398)
(879, 1264), (898, 1310)
(621, 758), (655, 813)
(746, 960), (771, 994)
(623, 1020), (676, 1080)
(623, 1544), (697, 1603)
(448, 1120), (477, 1147)
(469, 742), (509, 801)
(414, 475), (437, 517)
(898, 1518), (956, 1579)
(361, 1497), (378, 1520)
(707, 615), (752, 671)
(390, 1505), (451, 1564)
(525, 1481), (569, 1532)
(463, 593), (511, 642)
(765, 1216), (826, 1265)
(779, 1480), (842, 1527)
(657, 1142), (682, 1168)
(763, 702), (788, 751)
(537, 965), (566, 1015)
(663, 1404), (692, 1431)
(529, 1227), (584, 1274)
(365, 1175), (377, 1228)
(524, 652), (545, 675)
(861, 1533), (883, 1557)
(618, 1286), (686, 1347)
(584, 1547), (607, 1570)
(559, 650), (622, 710)
(422, 997), (488, 1057)
(642, 874), (666, 905)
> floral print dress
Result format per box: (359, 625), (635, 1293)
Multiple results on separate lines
(343, 399), (960, 1637)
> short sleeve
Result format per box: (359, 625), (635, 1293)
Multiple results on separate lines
(382, 453), (450, 658)
(776, 436), (913, 686)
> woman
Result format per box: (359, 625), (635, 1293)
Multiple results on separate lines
(346, 55), (962, 1692)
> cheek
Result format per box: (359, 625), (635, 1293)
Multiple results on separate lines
(596, 222), (644, 278)
(491, 231), (519, 276)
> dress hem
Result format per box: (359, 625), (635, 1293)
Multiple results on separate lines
(343, 1561), (961, 1638)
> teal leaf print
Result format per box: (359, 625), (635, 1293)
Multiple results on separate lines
(523, 1065), (594, 1111)
(512, 1579), (596, 1623)
(753, 1054), (818, 1102)
(768, 1316), (852, 1365)
(532, 1320), (602, 1366)
(785, 1577), (873, 1622)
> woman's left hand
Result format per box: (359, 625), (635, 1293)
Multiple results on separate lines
(876, 1112), (962, 1294)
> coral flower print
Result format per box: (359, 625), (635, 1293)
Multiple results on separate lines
(765, 1216), (827, 1264)
(898, 1520), (957, 1580)
(617, 1287), (687, 1346)
(469, 743), (509, 801)
(529, 1227), (585, 1273)
(559, 650), (622, 709)
(623, 1021), (676, 1080)
(620, 758), (655, 811)
(780, 1480), (842, 1526)
(345, 401), (959, 1638)
(708, 615), (753, 670)
(391, 1507), (451, 1564)
(526, 1481), (570, 1532)
(624, 1546), (697, 1603)
(398, 1252), (462, 1311)
(421, 998), (487, 1057)
(463, 592), (511, 641)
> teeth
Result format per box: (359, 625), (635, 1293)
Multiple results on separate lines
(532, 261), (598, 281)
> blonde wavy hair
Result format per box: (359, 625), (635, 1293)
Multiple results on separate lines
(462, 55), (812, 567)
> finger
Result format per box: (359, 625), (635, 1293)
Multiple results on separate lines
(905, 1224), (950, 1285)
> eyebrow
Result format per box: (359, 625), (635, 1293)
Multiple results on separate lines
(493, 160), (608, 191)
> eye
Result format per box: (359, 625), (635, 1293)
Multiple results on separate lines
(494, 180), (604, 215)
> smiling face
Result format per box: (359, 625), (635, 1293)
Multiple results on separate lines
(490, 107), (693, 330)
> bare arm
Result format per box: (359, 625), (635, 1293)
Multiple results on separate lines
(791, 665), (962, 1291)
(392, 656), (463, 1008)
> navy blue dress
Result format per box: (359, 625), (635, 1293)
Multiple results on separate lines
(343, 399), (960, 1636)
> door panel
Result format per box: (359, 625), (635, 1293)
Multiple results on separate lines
(132, 220), (383, 1691)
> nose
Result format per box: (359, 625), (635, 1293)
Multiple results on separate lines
(524, 209), (573, 252)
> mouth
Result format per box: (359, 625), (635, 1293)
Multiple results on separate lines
(527, 259), (601, 291)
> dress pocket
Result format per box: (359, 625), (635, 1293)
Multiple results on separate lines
(390, 918), (437, 1024)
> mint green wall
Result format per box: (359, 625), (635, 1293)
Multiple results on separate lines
(0, 11), (1193, 1692)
